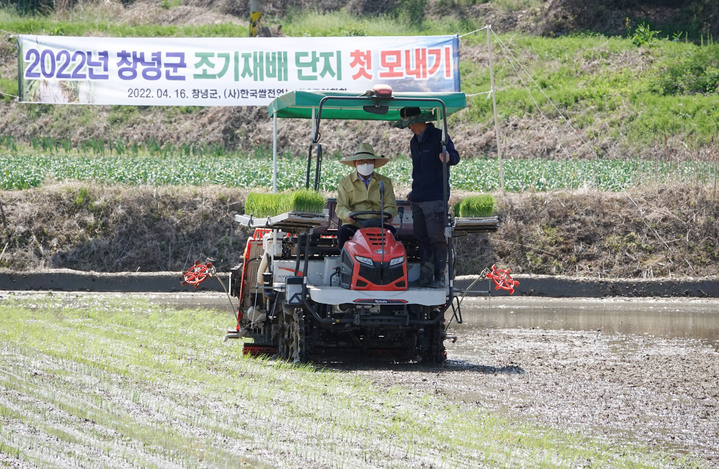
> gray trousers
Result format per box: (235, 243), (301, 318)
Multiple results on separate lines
(411, 200), (448, 281)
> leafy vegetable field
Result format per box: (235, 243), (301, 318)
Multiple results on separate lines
(2, 153), (717, 192)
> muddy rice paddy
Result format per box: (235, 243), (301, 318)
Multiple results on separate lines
(152, 292), (719, 466)
(410, 297), (719, 465)
(3, 292), (718, 467)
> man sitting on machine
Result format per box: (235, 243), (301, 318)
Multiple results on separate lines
(336, 142), (398, 249)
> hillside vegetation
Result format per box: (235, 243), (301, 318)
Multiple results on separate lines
(2, 0), (719, 159)
(0, 0), (717, 279)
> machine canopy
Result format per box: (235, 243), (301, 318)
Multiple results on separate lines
(267, 90), (467, 121)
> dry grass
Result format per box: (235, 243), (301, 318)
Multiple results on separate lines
(0, 183), (251, 272)
(2, 182), (717, 278)
(456, 184), (719, 278)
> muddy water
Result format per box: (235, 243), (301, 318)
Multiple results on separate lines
(95, 291), (719, 348)
(452, 296), (719, 348)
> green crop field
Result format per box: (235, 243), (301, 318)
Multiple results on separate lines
(1, 151), (716, 192)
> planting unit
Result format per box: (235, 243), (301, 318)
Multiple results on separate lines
(224, 87), (499, 362)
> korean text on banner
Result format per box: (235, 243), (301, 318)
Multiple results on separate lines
(18, 35), (460, 106)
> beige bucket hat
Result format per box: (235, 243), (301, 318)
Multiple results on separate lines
(340, 142), (389, 168)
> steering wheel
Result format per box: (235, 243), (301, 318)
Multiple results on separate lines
(349, 210), (394, 226)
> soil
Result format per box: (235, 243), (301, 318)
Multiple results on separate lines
(399, 320), (719, 466)
(323, 295), (719, 466)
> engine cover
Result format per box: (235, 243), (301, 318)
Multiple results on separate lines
(339, 227), (408, 291)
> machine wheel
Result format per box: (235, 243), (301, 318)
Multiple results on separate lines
(279, 303), (306, 363)
(419, 311), (447, 363)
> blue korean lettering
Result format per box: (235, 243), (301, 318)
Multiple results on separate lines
(87, 51), (109, 79)
(116, 50), (138, 80)
(164, 52), (186, 81)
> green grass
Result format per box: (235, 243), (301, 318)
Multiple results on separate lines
(459, 33), (719, 149)
(0, 294), (693, 468)
(0, 8), (250, 38)
(280, 8), (482, 37)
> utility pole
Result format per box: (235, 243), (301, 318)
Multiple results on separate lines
(250, 0), (261, 37)
(487, 25), (505, 193)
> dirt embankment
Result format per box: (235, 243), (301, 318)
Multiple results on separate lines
(1, 183), (717, 280)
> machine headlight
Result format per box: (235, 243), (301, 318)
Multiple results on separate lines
(389, 256), (405, 267)
(354, 255), (374, 267)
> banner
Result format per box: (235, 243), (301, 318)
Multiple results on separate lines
(17, 35), (460, 106)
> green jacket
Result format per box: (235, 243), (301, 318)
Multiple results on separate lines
(336, 171), (398, 225)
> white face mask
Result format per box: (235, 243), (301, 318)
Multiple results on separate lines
(356, 162), (374, 177)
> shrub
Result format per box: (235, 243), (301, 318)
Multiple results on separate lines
(628, 19), (660, 47)
(652, 44), (719, 95)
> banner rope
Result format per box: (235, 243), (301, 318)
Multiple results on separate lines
(465, 90), (492, 98)
(458, 26), (489, 38)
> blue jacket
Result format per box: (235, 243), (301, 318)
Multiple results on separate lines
(409, 123), (460, 202)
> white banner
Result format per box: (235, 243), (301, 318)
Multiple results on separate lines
(18, 35), (460, 106)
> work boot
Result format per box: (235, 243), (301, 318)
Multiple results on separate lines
(410, 262), (434, 287)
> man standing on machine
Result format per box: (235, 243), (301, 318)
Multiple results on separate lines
(397, 107), (460, 288)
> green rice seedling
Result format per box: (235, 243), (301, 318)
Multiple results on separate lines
(40, 136), (54, 152)
(179, 143), (192, 157)
(280, 189), (326, 214)
(146, 138), (162, 156)
(244, 191), (280, 217)
(80, 138), (105, 156)
(161, 142), (175, 158)
(0, 135), (17, 152)
(58, 137), (71, 153)
(245, 190), (325, 216)
(454, 194), (495, 217)
(113, 139), (126, 156)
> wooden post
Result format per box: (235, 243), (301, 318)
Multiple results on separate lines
(250, 0), (261, 37)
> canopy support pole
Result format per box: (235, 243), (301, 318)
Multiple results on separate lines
(272, 112), (277, 193)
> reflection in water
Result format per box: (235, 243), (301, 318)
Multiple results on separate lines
(135, 292), (718, 349)
(454, 297), (719, 347)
